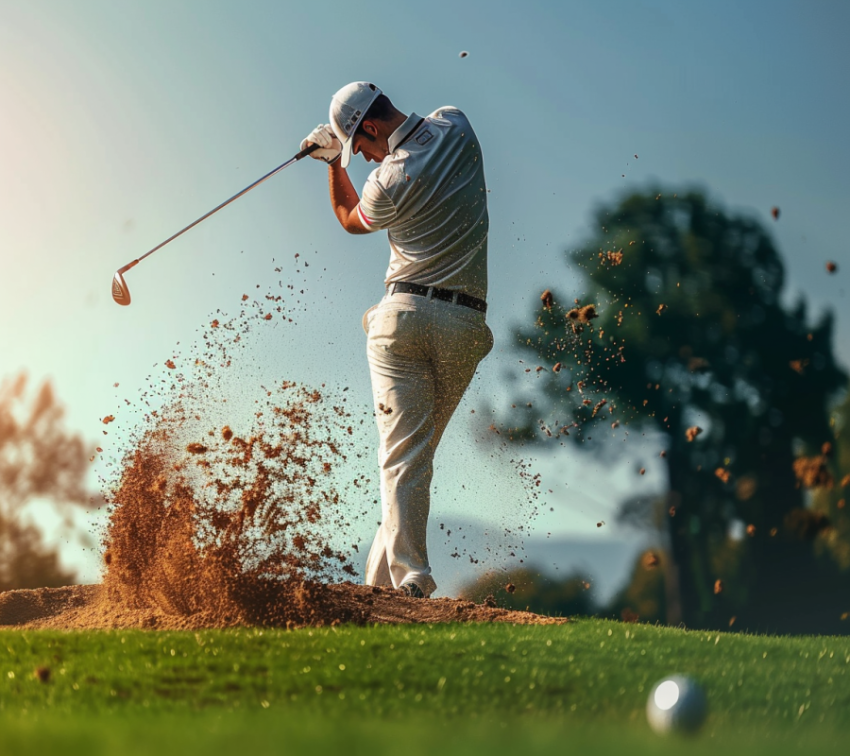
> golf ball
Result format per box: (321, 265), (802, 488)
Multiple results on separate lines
(646, 675), (707, 734)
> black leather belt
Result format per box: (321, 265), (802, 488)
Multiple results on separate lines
(388, 282), (487, 313)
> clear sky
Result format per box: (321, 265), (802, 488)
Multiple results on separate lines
(1, 0), (848, 586)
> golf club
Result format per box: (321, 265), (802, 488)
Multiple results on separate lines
(111, 143), (320, 306)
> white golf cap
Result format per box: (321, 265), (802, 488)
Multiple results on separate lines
(329, 82), (382, 169)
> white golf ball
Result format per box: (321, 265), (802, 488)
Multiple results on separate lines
(646, 675), (707, 734)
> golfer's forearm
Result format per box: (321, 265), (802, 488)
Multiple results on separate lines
(328, 163), (367, 234)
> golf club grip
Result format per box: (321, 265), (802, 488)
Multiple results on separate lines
(295, 143), (322, 160)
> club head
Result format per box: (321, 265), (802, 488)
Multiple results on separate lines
(112, 270), (131, 306)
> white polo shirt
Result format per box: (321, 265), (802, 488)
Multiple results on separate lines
(356, 107), (488, 302)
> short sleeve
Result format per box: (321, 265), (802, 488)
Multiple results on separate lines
(358, 169), (398, 231)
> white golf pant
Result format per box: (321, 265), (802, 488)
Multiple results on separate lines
(363, 291), (493, 597)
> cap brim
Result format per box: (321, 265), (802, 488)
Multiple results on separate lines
(340, 136), (354, 169)
(334, 88), (380, 169)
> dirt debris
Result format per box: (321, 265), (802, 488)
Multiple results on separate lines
(685, 426), (702, 442)
(715, 467), (731, 483)
(58, 268), (555, 630)
(12, 264), (553, 631)
(642, 552), (659, 569)
(565, 304), (598, 324)
(599, 249), (623, 266)
(793, 455), (833, 489)
(621, 608), (639, 623)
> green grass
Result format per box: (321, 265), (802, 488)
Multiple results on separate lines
(1, 619), (849, 755)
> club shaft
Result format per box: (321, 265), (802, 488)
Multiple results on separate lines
(129, 144), (319, 269)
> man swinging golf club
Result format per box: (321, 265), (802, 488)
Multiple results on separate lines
(301, 82), (492, 598)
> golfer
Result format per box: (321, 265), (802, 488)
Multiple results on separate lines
(301, 82), (492, 598)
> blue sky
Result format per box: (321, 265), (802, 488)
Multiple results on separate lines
(1, 0), (848, 587)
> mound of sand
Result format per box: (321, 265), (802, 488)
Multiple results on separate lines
(0, 583), (568, 630)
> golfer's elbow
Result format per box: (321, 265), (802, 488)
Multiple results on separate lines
(336, 207), (370, 235)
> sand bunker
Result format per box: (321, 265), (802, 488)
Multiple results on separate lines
(0, 583), (567, 629)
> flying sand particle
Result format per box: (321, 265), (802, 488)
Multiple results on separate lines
(565, 304), (598, 323)
(715, 468), (731, 483)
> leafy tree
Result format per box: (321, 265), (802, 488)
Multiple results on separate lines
(0, 373), (93, 591)
(509, 188), (848, 633)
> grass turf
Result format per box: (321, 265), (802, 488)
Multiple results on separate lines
(1, 618), (849, 755)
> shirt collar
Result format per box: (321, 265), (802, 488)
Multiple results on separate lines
(387, 112), (423, 153)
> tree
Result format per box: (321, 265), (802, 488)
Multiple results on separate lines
(0, 373), (92, 591)
(510, 188), (848, 633)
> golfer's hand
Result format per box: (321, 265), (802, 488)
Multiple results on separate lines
(300, 124), (342, 164)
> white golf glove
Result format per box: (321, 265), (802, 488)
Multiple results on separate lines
(300, 124), (342, 164)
